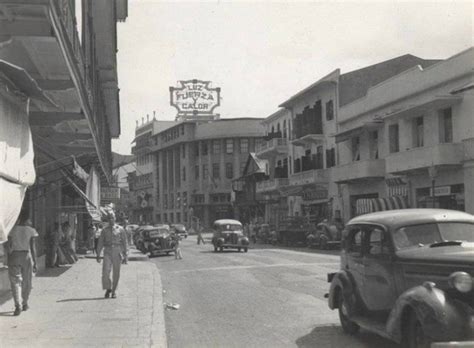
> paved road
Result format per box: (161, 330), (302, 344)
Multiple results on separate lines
(151, 235), (397, 348)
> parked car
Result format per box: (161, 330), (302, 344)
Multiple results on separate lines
(211, 219), (249, 252)
(135, 225), (175, 256)
(171, 224), (188, 239)
(326, 209), (474, 347)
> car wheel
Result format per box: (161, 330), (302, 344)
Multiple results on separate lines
(405, 313), (432, 348)
(244, 248), (248, 252)
(338, 293), (359, 335)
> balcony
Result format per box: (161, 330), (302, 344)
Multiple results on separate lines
(290, 169), (329, 186)
(333, 159), (386, 183)
(256, 178), (289, 193)
(131, 140), (152, 155)
(256, 138), (288, 158)
(386, 143), (464, 175)
(463, 138), (474, 161)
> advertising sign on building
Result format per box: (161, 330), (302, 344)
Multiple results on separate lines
(101, 187), (121, 202)
(170, 79), (221, 115)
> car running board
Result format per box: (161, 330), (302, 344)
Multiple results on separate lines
(351, 316), (392, 341)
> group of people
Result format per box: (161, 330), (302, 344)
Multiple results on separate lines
(4, 208), (129, 315)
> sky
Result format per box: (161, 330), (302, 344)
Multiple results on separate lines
(112, 0), (473, 155)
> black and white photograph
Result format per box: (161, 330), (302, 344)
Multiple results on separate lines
(0, 0), (473, 347)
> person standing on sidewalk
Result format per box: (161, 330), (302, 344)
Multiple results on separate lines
(96, 210), (128, 298)
(61, 221), (78, 263)
(5, 209), (38, 316)
(196, 223), (205, 245)
(173, 233), (182, 260)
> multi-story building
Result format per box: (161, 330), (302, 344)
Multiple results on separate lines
(0, 0), (127, 287)
(257, 54), (440, 224)
(130, 118), (174, 223)
(151, 118), (265, 228)
(255, 109), (291, 227)
(334, 48), (474, 221)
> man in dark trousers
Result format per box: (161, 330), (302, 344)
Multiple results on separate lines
(5, 210), (38, 316)
(96, 210), (128, 299)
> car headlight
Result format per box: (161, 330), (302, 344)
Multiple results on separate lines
(449, 271), (473, 293)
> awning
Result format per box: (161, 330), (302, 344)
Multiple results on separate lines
(0, 60), (56, 106)
(0, 178), (27, 242)
(334, 120), (383, 143)
(386, 177), (408, 197)
(356, 196), (409, 216)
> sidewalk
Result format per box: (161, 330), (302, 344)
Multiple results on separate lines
(0, 250), (167, 348)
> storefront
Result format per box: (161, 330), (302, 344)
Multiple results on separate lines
(416, 184), (465, 211)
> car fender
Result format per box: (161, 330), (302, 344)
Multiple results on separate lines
(386, 284), (472, 343)
(328, 271), (357, 315)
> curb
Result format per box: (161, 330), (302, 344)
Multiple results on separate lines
(150, 261), (168, 348)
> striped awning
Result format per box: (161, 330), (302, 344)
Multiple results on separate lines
(386, 177), (408, 197)
(356, 196), (409, 216)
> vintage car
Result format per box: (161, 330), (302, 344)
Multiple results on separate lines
(170, 224), (188, 239)
(212, 219), (249, 252)
(136, 225), (175, 256)
(326, 209), (474, 347)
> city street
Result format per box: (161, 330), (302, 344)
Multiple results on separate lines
(153, 235), (397, 348)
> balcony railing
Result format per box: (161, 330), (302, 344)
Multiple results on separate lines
(289, 169), (329, 186)
(333, 159), (385, 183)
(386, 143), (464, 175)
(256, 138), (288, 157)
(256, 178), (289, 193)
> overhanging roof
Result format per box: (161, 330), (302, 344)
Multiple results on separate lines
(383, 95), (463, 120)
(334, 120), (383, 143)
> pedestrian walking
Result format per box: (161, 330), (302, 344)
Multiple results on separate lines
(96, 210), (128, 299)
(5, 209), (38, 316)
(173, 234), (182, 260)
(196, 223), (205, 245)
(61, 221), (78, 262)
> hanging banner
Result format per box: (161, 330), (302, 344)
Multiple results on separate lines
(86, 166), (101, 221)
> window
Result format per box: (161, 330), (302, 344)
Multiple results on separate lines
(182, 144), (185, 158)
(347, 227), (363, 255)
(389, 123), (399, 153)
(176, 212), (181, 223)
(326, 148), (336, 168)
(283, 120), (287, 138)
(226, 139), (234, 154)
(211, 194), (219, 203)
(367, 227), (390, 256)
(164, 194), (168, 209)
(439, 108), (453, 143)
(326, 100), (334, 121)
(240, 161), (246, 175)
(194, 143), (199, 157)
(369, 131), (379, 159)
(413, 116), (424, 148)
(202, 141), (209, 156)
(182, 167), (186, 181)
(176, 192), (181, 208)
(212, 140), (221, 155)
(240, 139), (248, 153)
(225, 163), (233, 179)
(352, 137), (360, 161)
(181, 125), (184, 135)
(195, 165), (199, 179)
(170, 193), (174, 208)
(212, 163), (220, 179)
(203, 164), (209, 179)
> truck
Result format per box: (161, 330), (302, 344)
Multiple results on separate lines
(277, 215), (317, 246)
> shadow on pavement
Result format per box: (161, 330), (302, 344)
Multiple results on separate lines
(56, 297), (106, 303)
(36, 265), (72, 277)
(0, 310), (14, 316)
(295, 325), (397, 348)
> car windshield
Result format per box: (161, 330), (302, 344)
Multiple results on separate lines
(217, 224), (242, 232)
(393, 222), (474, 250)
(150, 229), (168, 238)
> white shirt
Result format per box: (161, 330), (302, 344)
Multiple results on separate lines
(9, 225), (38, 251)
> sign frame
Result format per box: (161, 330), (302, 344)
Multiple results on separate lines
(170, 79), (221, 116)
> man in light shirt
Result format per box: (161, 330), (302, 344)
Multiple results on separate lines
(96, 210), (128, 299)
(5, 209), (38, 316)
